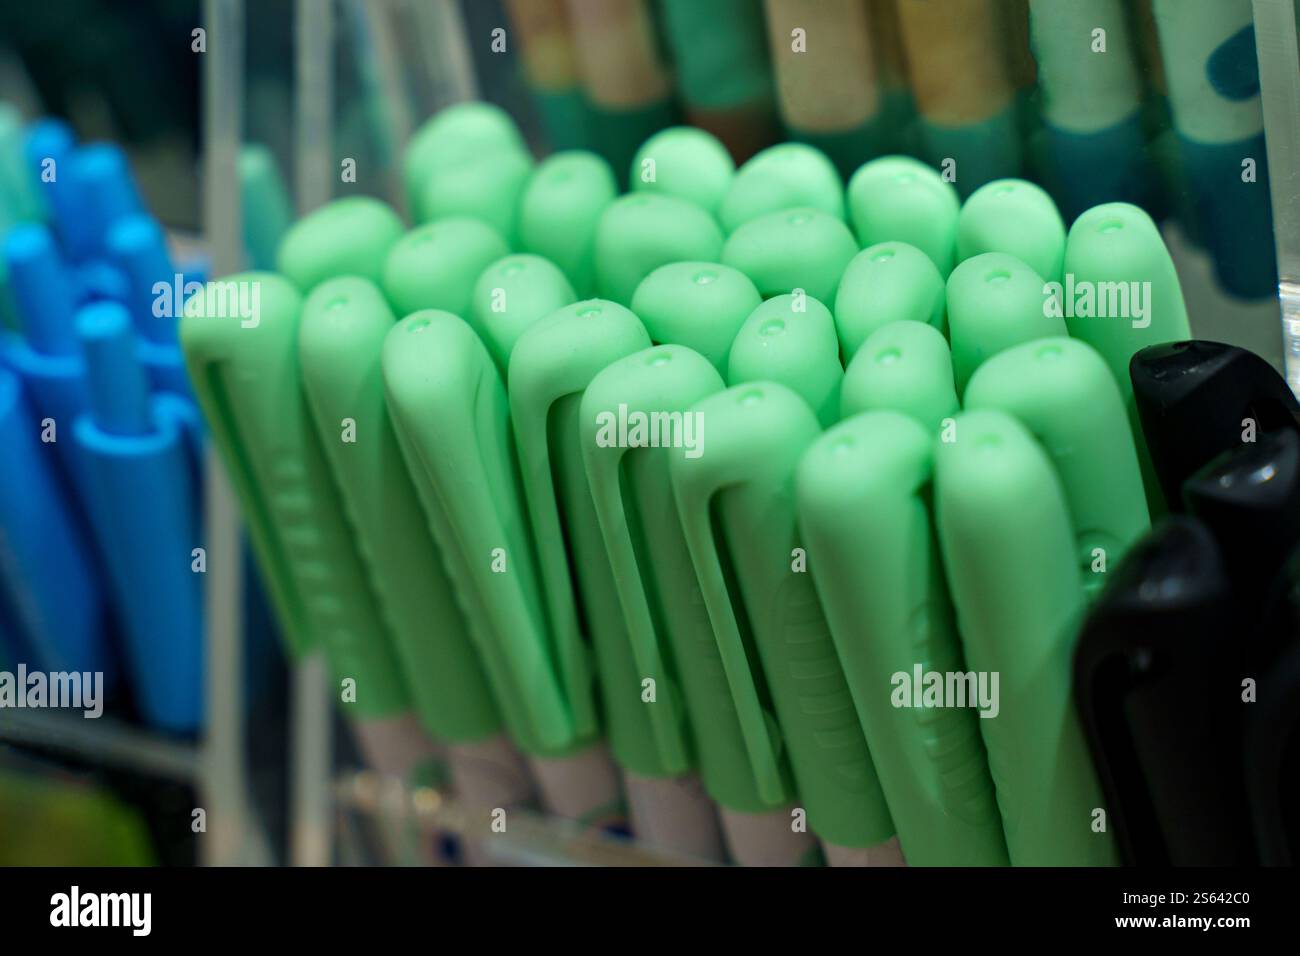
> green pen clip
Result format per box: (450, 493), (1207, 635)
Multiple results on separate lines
(669, 381), (895, 851)
(508, 299), (682, 772)
(933, 409), (1118, 865)
(579, 345), (796, 812)
(296, 276), (503, 742)
(796, 410), (1009, 866)
(727, 293), (843, 427)
(179, 272), (409, 718)
(380, 309), (578, 755)
(964, 337), (1150, 597)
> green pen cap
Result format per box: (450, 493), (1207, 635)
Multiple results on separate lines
(946, 251), (1065, 394)
(580, 345), (793, 812)
(180, 273), (409, 718)
(717, 142), (845, 232)
(509, 300), (694, 776)
(297, 276), (503, 741)
(796, 410), (1009, 866)
(593, 193), (724, 307)
(956, 178), (1066, 282)
(403, 101), (529, 214)
(276, 196), (405, 292)
(238, 143), (293, 272)
(670, 382), (895, 849)
(517, 150), (618, 298)
(728, 293), (842, 427)
(833, 240), (946, 361)
(417, 148), (534, 247)
(721, 207), (857, 304)
(629, 260), (761, 372)
(841, 320), (959, 433)
(470, 253), (576, 377)
(846, 155), (960, 276)
(631, 126), (736, 215)
(381, 309), (580, 756)
(963, 337), (1150, 597)
(933, 409), (1118, 866)
(381, 217), (510, 317)
(1060, 202), (1191, 398)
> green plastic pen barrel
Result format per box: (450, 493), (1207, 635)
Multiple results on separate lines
(933, 409), (1118, 865)
(297, 276), (503, 741)
(797, 410), (1008, 866)
(963, 337), (1150, 598)
(581, 345), (814, 864)
(179, 273), (409, 717)
(670, 382), (899, 864)
(380, 310), (577, 756)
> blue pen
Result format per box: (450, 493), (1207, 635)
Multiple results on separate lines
(23, 119), (78, 252)
(2, 223), (93, 489)
(73, 302), (202, 733)
(107, 214), (189, 397)
(0, 364), (112, 679)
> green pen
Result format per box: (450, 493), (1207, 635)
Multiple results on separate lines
(717, 142), (846, 233)
(1060, 202), (1192, 397)
(381, 217), (510, 318)
(846, 155), (961, 277)
(581, 345), (816, 865)
(510, 301), (725, 859)
(517, 150), (618, 298)
(728, 293), (843, 427)
(402, 101), (529, 221)
(238, 143), (294, 272)
(381, 309), (625, 828)
(933, 409), (1118, 865)
(630, 261), (762, 373)
(297, 276), (537, 831)
(276, 196), (405, 292)
(180, 273), (422, 776)
(469, 253), (576, 378)
(963, 337), (1150, 598)
(721, 207), (858, 304)
(593, 193), (724, 307)
(833, 241), (946, 362)
(1061, 202), (1191, 513)
(670, 381), (901, 866)
(955, 178), (1066, 282)
(630, 126), (736, 216)
(946, 250), (1065, 394)
(841, 319), (959, 432)
(796, 410), (1009, 866)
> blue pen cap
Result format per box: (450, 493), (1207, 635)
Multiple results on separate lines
(23, 119), (85, 258)
(77, 301), (151, 437)
(68, 143), (143, 257)
(107, 214), (178, 344)
(3, 222), (81, 356)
